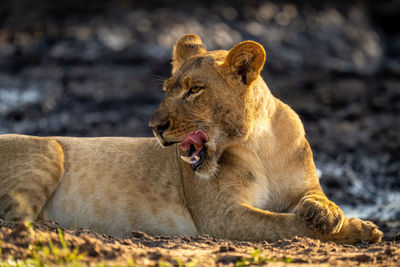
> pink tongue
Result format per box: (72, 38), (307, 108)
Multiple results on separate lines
(181, 130), (208, 151)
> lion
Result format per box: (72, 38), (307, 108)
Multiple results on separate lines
(0, 34), (382, 244)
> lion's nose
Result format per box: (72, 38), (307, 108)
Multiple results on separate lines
(151, 120), (171, 137)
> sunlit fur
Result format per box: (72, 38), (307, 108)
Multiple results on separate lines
(149, 34), (382, 243)
(0, 34), (382, 244)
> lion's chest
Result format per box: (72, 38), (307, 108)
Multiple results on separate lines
(246, 169), (307, 212)
(247, 179), (289, 212)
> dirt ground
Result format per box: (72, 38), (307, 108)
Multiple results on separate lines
(0, 219), (399, 266)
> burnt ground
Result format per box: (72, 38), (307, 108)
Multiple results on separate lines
(0, 0), (399, 265)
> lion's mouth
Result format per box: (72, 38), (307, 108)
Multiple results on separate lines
(180, 130), (208, 171)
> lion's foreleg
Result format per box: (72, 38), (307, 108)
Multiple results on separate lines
(213, 203), (326, 242)
(209, 202), (382, 244)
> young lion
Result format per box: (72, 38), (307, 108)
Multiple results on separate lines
(0, 34), (382, 244)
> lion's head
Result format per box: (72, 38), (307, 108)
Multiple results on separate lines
(149, 34), (269, 178)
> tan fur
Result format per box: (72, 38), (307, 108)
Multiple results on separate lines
(0, 35), (382, 244)
(0, 136), (64, 221)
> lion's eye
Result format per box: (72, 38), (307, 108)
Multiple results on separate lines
(185, 86), (203, 98)
(190, 86), (202, 94)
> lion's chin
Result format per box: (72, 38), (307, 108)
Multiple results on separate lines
(180, 146), (219, 179)
(194, 158), (219, 179)
(192, 146), (220, 179)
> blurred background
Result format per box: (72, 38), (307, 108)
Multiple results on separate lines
(0, 0), (399, 235)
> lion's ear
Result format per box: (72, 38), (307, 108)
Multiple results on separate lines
(172, 34), (207, 73)
(224, 41), (266, 86)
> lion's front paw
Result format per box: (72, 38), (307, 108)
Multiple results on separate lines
(341, 218), (383, 244)
(296, 193), (344, 235)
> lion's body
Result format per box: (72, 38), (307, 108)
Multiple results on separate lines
(0, 34), (382, 244)
(0, 135), (196, 237)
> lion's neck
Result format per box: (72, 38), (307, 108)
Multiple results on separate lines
(242, 80), (306, 173)
(244, 79), (278, 154)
